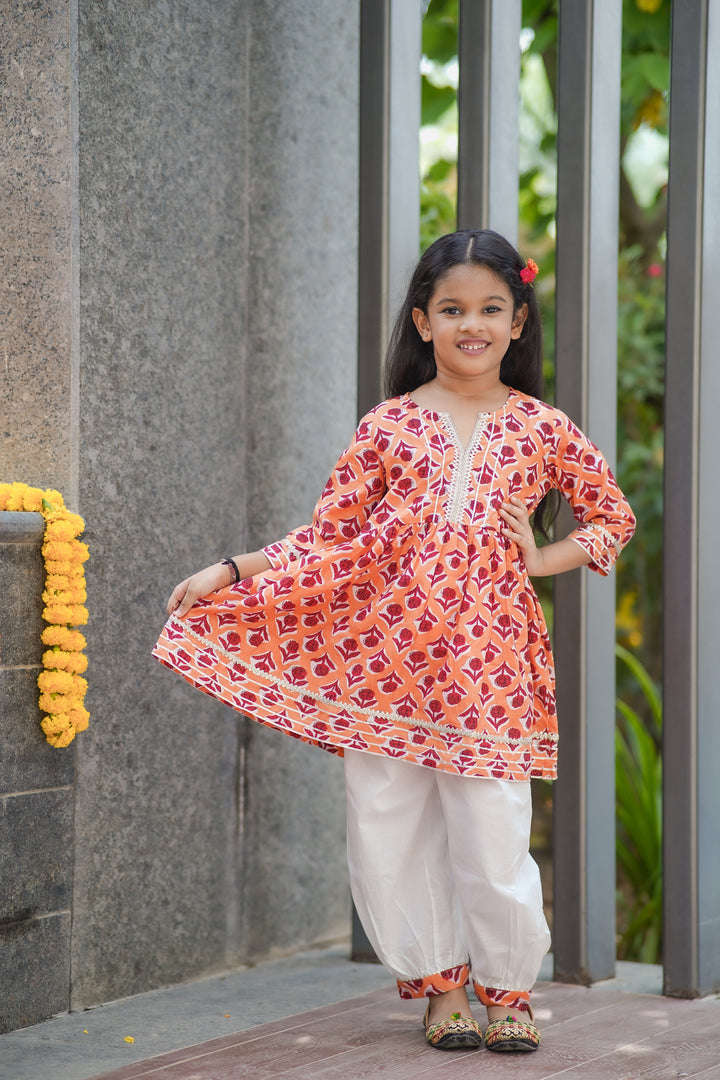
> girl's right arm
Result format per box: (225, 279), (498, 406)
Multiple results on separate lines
(166, 549), (271, 618)
(167, 411), (386, 617)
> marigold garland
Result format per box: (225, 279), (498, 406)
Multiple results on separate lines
(0, 481), (89, 747)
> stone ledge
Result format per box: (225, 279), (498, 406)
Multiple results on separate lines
(0, 512), (45, 544)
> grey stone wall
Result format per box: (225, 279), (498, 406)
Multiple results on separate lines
(241, 0), (360, 962)
(1, 0), (359, 1025)
(0, 1), (76, 499)
(0, 514), (75, 1032)
(70, 0), (252, 1008)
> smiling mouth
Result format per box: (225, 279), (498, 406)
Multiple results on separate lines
(458, 341), (489, 352)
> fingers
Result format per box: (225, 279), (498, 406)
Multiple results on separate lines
(500, 496), (529, 528)
(175, 587), (198, 620)
(499, 497), (533, 545)
(167, 580), (190, 618)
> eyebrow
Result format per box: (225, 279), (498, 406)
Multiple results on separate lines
(433, 294), (509, 305)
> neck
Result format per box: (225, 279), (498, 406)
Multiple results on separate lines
(432, 374), (509, 406)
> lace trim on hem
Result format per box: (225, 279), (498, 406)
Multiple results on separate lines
(170, 616), (559, 749)
(576, 521), (622, 555)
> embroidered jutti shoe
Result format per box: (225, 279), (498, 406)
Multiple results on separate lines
(484, 1013), (541, 1052)
(424, 1008), (484, 1049)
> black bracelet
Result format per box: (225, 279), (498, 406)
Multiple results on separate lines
(221, 556), (241, 583)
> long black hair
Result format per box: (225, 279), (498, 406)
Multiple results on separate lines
(384, 229), (557, 537)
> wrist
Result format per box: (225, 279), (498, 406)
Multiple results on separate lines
(220, 556), (240, 585)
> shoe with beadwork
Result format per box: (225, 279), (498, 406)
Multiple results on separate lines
(484, 1012), (541, 1052)
(424, 1007), (484, 1050)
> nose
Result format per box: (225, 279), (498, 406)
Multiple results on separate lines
(458, 311), (484, 333)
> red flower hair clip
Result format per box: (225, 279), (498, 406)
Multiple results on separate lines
(520, 258), (538, 284)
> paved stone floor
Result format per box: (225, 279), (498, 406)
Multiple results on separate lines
(2, 947), (719, 1080)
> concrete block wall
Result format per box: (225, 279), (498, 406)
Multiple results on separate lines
(0, 0), (360, 1027)
(0, 514), (75, 1032)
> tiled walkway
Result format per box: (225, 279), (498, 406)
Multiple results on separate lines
(89, 980), (720, 1080)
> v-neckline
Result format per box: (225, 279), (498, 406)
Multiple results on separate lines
(403, 390), (513, 454)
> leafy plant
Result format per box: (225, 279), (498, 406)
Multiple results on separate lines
(615, 643), (662, 962)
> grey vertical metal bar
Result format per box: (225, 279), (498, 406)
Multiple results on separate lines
(457, 0), (521, 245)
(357, 0), (421, 421)
(354, 0), (421, 962)
(357, 0), (390, 419)
(387, 0), (422, 321)
(697, 0), (720, 1000)
(552, 0), (622, 984)
(663, 0), (720, 999)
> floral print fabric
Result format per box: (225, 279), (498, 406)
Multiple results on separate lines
(153, 390), (635, 780)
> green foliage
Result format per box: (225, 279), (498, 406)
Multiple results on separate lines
(615, 644), (662, 963)
(420, 159), (457, 252)
(615, 248), (665, 675)
(621, 0), (671, 135)
(422, 0), (458, 63)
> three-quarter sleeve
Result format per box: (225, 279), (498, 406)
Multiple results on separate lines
(550, 415), (636, 576)
(262, 415), (387, 569)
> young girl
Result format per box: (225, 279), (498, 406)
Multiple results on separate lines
(154, 229), (635, 1053)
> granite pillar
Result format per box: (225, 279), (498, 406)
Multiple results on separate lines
(240, 0), (360, 960)
(1, 0), (360, 1023)
(0, 0), (77, 500)
(70, 0), (249, 1007)
(0, 513), (75, 1032)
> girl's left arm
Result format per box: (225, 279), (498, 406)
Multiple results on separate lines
(501, 413), (636, 578)
(500, 501), (594, 577)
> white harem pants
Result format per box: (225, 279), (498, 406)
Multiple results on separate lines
(344, 750), (551, 1010)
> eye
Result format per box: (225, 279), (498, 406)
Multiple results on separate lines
(483, 305), (502, 314)
(440, 305), (461, 315)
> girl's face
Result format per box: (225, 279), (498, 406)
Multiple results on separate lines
(412, 263), (527, 386)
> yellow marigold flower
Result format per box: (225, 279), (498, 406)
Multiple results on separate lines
(42, 649), (88, 674)
(45, 574), (70, 591)
(45, 559), (74, 576)
(70, 542), (90, 565)
(42, 489), (65, 510)
(62, 511), (85, 536)
(38, 669), (75, 695)
(39, 692), (73, 714)
(69, 604), (89, 626)
(5, 481), (89, 745)
(41, 714), (71, 735)
(71, 674), (88, 697)
(43, 603), (75, 625)
(45, 518), (77, 542)
(22, 488), (45, 512)
(70, 706), (90, 731)
(43, 602), (88, 627)
(636, 0), (662, 11)
(43, 540), (74, 562)
(46, 727), (76, 748)
(42, 586), (88, 606)
(41, 626), (87, 651)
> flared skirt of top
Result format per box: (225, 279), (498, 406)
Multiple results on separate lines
(153, 515), (559, 781)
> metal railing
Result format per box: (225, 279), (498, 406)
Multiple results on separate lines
(355, 0), (720, 998)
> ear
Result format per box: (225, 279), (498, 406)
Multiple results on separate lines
(412, 307), (432, 342)
(511, 303), (528, 340)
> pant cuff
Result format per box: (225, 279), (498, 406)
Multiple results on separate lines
(473, 984), (531, 1011)
(397, 963), (470, 999)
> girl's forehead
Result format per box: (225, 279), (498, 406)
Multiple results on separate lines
(430, 262), (511, 301)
